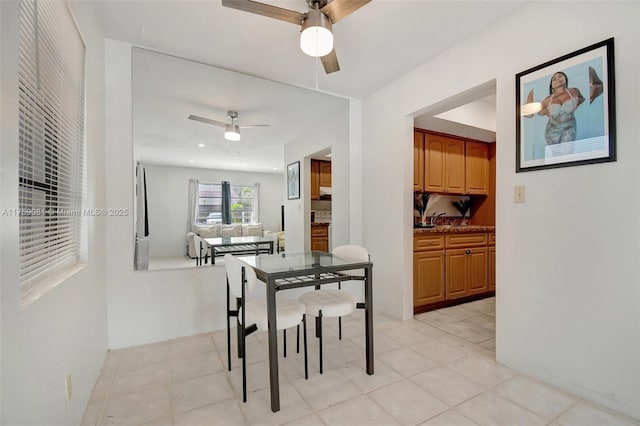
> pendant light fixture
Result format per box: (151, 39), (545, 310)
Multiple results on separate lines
(224, 123), (241, 141)
(300, 6), (333, 57)
(224, 111), (241, 141)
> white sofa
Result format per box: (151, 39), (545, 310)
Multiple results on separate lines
(186, 223), (283, 258)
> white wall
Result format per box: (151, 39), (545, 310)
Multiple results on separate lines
(142, 163), (284, 257)
(0, 2), (108, 424)
(362, 1), (639, 419)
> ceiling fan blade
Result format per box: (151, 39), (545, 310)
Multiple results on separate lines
(221, 0), (304, 25)
(238, 124), (271, 128)
(321, 49), (340, 74)
(320, 0), (371, 24)
(188, 114), (226, 128)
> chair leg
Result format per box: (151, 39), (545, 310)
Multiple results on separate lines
(339, 316), (342, 340)
(318, 310), (323, 374)
(226, 312), (231, 371)
(241, 321), (247, 403)
(303, 314), (308, 380)
(296, 324), (300, 354)
(283, 329), (287, 358)
(226, 282), (232, 371)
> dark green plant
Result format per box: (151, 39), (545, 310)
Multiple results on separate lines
(452, 198), (472, 217)
(414, 192), (431, 217)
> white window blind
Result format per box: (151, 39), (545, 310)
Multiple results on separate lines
(18, 0), (86, 293)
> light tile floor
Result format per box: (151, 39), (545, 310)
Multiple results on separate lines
(82, 297), (639, 425)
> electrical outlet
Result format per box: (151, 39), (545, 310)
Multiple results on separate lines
(514, 185), (525, 203)
(65, 373), (72, 402)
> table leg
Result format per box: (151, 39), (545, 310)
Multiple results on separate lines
(365, 265), (374, 375)
(266, 280), (280, 412)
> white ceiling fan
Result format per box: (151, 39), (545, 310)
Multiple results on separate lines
(221, 0), (372, 74)
(188, 110), (270, 141)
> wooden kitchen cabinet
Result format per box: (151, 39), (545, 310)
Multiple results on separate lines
(414, 250), (446, 306)
(311, 224), (329, 251)
(319, 161), (332, 187)
(310, 160), (320, 200)
(413, 235), (446, 308)
(465, 141), (489, 195)
(414, 231), (493, 313)
(488, 232), (495, 291)
(423, 133), (465, 194)
(414, 130), (425, 191)
(311, 159), (331, 200)
(416, 130), (489, 195)
(446, 233), (488, 298)
(445, 138), (465, 193)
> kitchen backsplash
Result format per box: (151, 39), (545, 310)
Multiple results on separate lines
(414, 193), (471, 224)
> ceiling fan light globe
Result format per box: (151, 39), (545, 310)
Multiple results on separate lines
(300, 26), (333, 57)
(224, 124), (241, 141)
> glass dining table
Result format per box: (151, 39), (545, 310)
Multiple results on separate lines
(242, 251), (374, 412)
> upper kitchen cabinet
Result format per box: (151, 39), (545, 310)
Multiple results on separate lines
(465, 141), (489, 195)
(311, 159), (331, 200)
(319, 161), (332, 187)
(311, 160), (320, 200)
(414, 130), (425, 191)
(424, 132), (464, 194)
(415, 130), (489, 195)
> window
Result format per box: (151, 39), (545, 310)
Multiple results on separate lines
(196, 182), (258, 224)
(18, 0), (86, 297)
(229, 184), (256, 224)
(196, 182), (222, 224)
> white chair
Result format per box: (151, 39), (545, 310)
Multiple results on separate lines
(298, 244), (369, 373)
(192, 234), (209, 266)
(224, 254), (308, 402)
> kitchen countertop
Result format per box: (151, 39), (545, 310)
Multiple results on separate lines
(414, 225), (495, 234)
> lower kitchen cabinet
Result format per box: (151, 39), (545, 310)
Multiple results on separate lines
(414, 231), (493, 313)
(311, 224), (329, 251)
(468, 248), (488, 295)
(413, 250), (445, 305)
(489, 242), (496, 291)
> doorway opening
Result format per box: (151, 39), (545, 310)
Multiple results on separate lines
(411, 80), (497, 355)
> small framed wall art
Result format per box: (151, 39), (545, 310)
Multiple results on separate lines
(287, 161), (300, 200)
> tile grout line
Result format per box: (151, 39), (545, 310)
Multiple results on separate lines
(96, 362), (116, 426)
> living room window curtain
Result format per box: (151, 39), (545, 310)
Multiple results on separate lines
(221, 181), (231, 224)
(187, 179), (199, 232)
(135, 163), (149, 238)
(253, 182), (260, 223)
(134, 163), (150, 270)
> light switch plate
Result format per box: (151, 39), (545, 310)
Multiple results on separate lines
(514, 185), (525, 203)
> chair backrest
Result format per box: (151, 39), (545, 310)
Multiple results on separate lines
(224, 254), (257, 298)
(192, 234), (207, 258)
(332, 244), (369, 277)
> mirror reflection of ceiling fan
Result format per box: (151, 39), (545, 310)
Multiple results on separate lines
(188, 111), (270, 141)
(221, 0), (372, 74)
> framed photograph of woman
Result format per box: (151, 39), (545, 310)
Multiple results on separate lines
(516, 38), (616, 172)
(287, 161), (300, 200)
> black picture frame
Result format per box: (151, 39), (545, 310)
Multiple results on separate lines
(287, 161), (300, 200)
(516, 38), (616, 172)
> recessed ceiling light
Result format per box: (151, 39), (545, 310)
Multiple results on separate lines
(189, 160), (195, 163)
(198, 144), (205, 148)
(272, 167), (278, 170)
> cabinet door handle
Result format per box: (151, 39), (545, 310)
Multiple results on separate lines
(465, 249), (471, 255)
